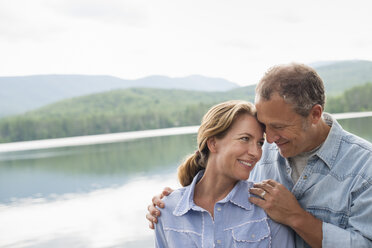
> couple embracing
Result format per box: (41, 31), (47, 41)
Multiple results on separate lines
(147, 63), (372, 248)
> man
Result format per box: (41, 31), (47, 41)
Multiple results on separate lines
(147, 63), (372, 247)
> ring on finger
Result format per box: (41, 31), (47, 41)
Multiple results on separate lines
(260, 190), (266, 198)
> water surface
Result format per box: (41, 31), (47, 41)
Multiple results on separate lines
(0, 117), (371, 248)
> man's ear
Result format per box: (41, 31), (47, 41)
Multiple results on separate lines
(310, 104), (323, 124)
(207, 137), (217, 153)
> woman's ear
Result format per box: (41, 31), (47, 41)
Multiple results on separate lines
(207, 137), (217, 153)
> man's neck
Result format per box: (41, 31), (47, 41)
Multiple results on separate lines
(305, 118), (331, 153)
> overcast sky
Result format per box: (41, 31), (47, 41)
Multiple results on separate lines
(1, 0), (371, 85)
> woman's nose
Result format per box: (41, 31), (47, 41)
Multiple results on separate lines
(248, 142), (262, 159)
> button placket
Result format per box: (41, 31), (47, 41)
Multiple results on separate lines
(213, 203), (224, 247)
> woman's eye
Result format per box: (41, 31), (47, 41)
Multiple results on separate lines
(240, 137), (249, 141)
(258, 141), (264, 147)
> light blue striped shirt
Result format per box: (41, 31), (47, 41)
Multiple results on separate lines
(155, 170), (295, 248)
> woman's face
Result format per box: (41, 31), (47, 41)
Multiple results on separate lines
(212, 114), (264, 181)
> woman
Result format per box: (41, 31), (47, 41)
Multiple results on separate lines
(155, 100), (294, 247)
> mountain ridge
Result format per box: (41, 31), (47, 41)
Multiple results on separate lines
(0, 74), (239, 117)
(1, 59), (372, 142)
(2, 60), (372, 118)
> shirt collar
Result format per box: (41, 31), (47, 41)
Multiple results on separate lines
(314, 113), (344, 169)
(173, 170), (253, 216)
(224, 180), (253, 211)
(173, 170), (203, 216)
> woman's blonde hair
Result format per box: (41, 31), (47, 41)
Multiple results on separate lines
(177, 100), (256, 186)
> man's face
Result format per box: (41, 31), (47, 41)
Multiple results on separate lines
(255, 93), (313, 158)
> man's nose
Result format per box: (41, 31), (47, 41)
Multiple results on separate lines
(265, 127), (280, 143)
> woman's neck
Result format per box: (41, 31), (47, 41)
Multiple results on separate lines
(193, 163), (238, 218)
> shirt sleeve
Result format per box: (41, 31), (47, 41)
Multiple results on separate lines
(268, 219), (295, 248)
(154, 213), (169, 248)
(322, 184), (372, 247)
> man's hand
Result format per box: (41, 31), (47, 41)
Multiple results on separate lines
(146, 187), (173, 229)
(249, 179), (322, 248)
(249, 179), (303, 225)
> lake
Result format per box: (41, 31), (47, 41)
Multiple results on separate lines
(0, 117), (371, 248)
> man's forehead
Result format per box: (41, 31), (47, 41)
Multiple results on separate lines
(255, 97), (299, 123)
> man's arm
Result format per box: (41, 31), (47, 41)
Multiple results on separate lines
(321, 184), (372, 247)
(154, 209), (169, 248)
(249, 179), (322, 247)
(249, 179), (372, 248)
(146, 187), (173, 229)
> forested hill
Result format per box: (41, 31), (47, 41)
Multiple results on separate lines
(313, 60), (372, 96)
(326, 82), (372, 113)
(2, 60), (372, 119)
(0, 87), (255, 143)
(1, 60), (372, 143)
(1, 80), (372, 143)
(0, 74), (239, 118)
(2, 60), (372, 118)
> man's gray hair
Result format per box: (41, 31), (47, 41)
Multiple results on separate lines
(256, 63), (325, 117)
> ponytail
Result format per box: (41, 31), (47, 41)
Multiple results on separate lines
(177, 150), (206, 186)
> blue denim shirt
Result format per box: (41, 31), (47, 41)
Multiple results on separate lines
(250, 114), (372, 247)
(155, 170), (295, 248)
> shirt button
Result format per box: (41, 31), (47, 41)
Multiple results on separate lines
(216, 240), (221, 244)
(251, 234), (256, 238)
(217, 207), (221, 211)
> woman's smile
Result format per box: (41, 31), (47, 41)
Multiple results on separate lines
(237, 159), (253, 167)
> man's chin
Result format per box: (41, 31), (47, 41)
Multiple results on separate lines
(277, 145), (293, 158)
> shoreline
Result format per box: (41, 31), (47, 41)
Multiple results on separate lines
(1, 111), (372, 153)
(0, 126), (199, 153)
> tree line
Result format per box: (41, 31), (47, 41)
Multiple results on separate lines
(0, 88), (253, 142)
(0, 83), (370, 143)
(325, 82), (372, 113)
